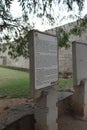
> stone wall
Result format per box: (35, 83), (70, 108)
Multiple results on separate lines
(59, 47), (72, 73)
(0, 47), (29, 69)
(0, 55), (29, 69)
(6, 56), (29, 69)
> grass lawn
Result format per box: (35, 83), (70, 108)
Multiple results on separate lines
(0, 67), (73, 98)
(59, 78), (73, 91)
(0, 67), (29, 98)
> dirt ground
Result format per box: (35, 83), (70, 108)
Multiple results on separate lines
(0, 98), (32, 126)
(59, 113), (87, 130)
(1, 98), (87, 130)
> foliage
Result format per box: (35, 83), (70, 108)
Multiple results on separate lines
(70, 15), (87, 36)
(57, 27), (70, 48)
(7, 26), (32, 58)
(59, 78), (73, 91)
(0, 0), (86, 58)
(56, 14), (87, 48)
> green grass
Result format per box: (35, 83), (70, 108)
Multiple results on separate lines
(0, 67), (73, 98)
(59, 78), (73, 91)
(0, 67), (29, 98)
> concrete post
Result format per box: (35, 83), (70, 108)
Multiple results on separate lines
(71, 79), (87, 120)
(34, 87), (58, 130)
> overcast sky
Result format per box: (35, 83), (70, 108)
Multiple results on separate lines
(10, 0), (87, 31)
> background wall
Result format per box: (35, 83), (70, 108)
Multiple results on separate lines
(0, 21), (87, 73)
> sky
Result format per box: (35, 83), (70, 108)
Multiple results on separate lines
(10, 0), (87, 31)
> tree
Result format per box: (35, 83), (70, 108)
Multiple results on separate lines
(0, 0), (86, 58)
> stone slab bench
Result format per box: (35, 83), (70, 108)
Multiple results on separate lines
(58, 91), (74, 101)
(0, 104), (34, 130)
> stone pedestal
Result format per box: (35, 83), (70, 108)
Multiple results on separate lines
(71, 79), (87, 119)
(34, 87), (58, 130)
(83, 79), (87, 118)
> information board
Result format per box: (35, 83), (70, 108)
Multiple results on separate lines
(72, 41), (87, 85)
(29, 30), (58, 91)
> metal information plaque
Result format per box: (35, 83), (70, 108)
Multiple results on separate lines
(29, 30), (58, 93)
